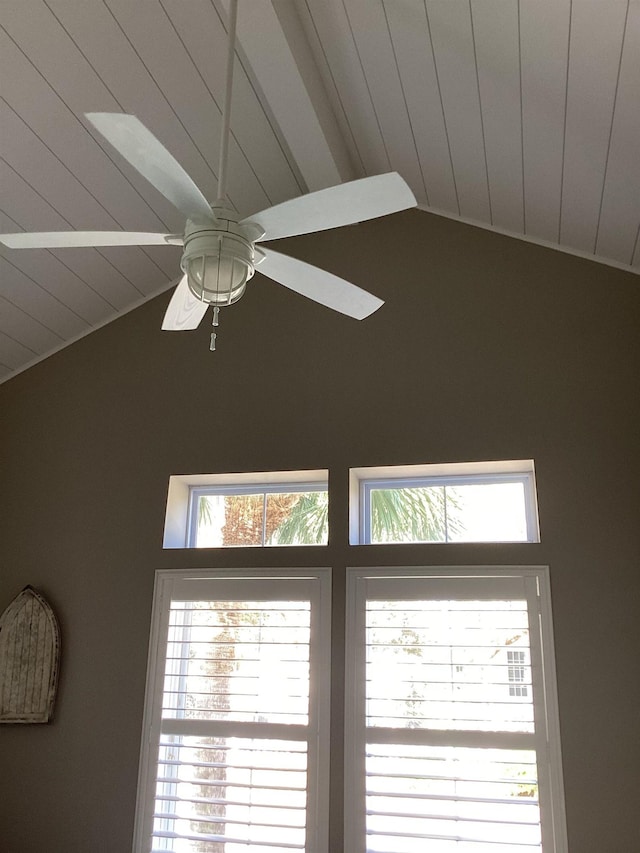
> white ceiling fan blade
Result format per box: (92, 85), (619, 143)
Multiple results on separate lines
(0, 231), (182, 249)
(241, 172), (416, 242)
(86, 113), (213, 220)
(162, 275), (209, 331)
(257, 248), (383, 320)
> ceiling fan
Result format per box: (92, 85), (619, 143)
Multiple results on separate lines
(0, 0), (416, 349)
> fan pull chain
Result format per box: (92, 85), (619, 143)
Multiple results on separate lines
(210, 306), (220, 351)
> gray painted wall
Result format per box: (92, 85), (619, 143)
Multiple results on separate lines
(0, 211), (638, 852)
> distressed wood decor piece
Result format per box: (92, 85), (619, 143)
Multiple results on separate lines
(0, 586), (61, 723)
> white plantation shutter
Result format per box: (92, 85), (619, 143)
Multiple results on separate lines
(345, 568), (567, 853)
(134, 571), (331, 853)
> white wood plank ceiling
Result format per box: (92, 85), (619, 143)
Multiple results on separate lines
(1, 0), (638, 383)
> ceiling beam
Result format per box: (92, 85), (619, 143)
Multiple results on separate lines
(220, 0), (355, 192)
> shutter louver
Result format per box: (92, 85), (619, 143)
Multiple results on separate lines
(366, 600), (534, 733)
(350, 579), (544, 852)
(150, 596), (313, 852)
(365, 744), (541, 851)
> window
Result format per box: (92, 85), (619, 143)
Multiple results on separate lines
(190, 484), (328, 547)
(350, 461), (539, 544)
(508, 650), (529, 698)
(344, 567), (567, 853)
(148, 467), (565, 853)
(136, 566), (565, 853)
(163, 463), (539, 548)
(163, 470), (328, 549)
(133, 569), (331, 853)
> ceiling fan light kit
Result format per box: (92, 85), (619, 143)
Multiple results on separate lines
(180, 208), (259, 308)
(0, 0), (417, 352)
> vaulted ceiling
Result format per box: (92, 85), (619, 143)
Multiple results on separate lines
(1, 0), (638, 384)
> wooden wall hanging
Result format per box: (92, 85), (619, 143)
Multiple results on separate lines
(0, 586), (61, 723)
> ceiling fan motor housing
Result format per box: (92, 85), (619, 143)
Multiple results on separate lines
(181, 211), (255, 306)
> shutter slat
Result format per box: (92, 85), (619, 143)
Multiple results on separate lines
(361, 593), (542, 849)
(367, 806), (539, 825)
(151, 595), (314, 851)
(153, 828), (304, 849)
(155, 792), (305, 811)
(153, 810), (306, 829)
(366, 787), (538, 807)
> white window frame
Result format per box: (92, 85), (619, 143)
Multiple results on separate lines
(349, 460), (540, 544)
(133, 567), (332, 853)
(344, 565), (567, 853)
(163, 469), (328, 548)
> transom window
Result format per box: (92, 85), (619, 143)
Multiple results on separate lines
(163, 470), (328, 549)
(189, 483), (328, 547)
(350, 460), (540, 544)
(164, 462), (540, 549)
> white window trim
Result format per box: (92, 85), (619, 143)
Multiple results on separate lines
(133, 567), (332, 853)
(349, 460), (540, 544)
(344, 565), (568, 853)
(163, 469), (328, 548)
